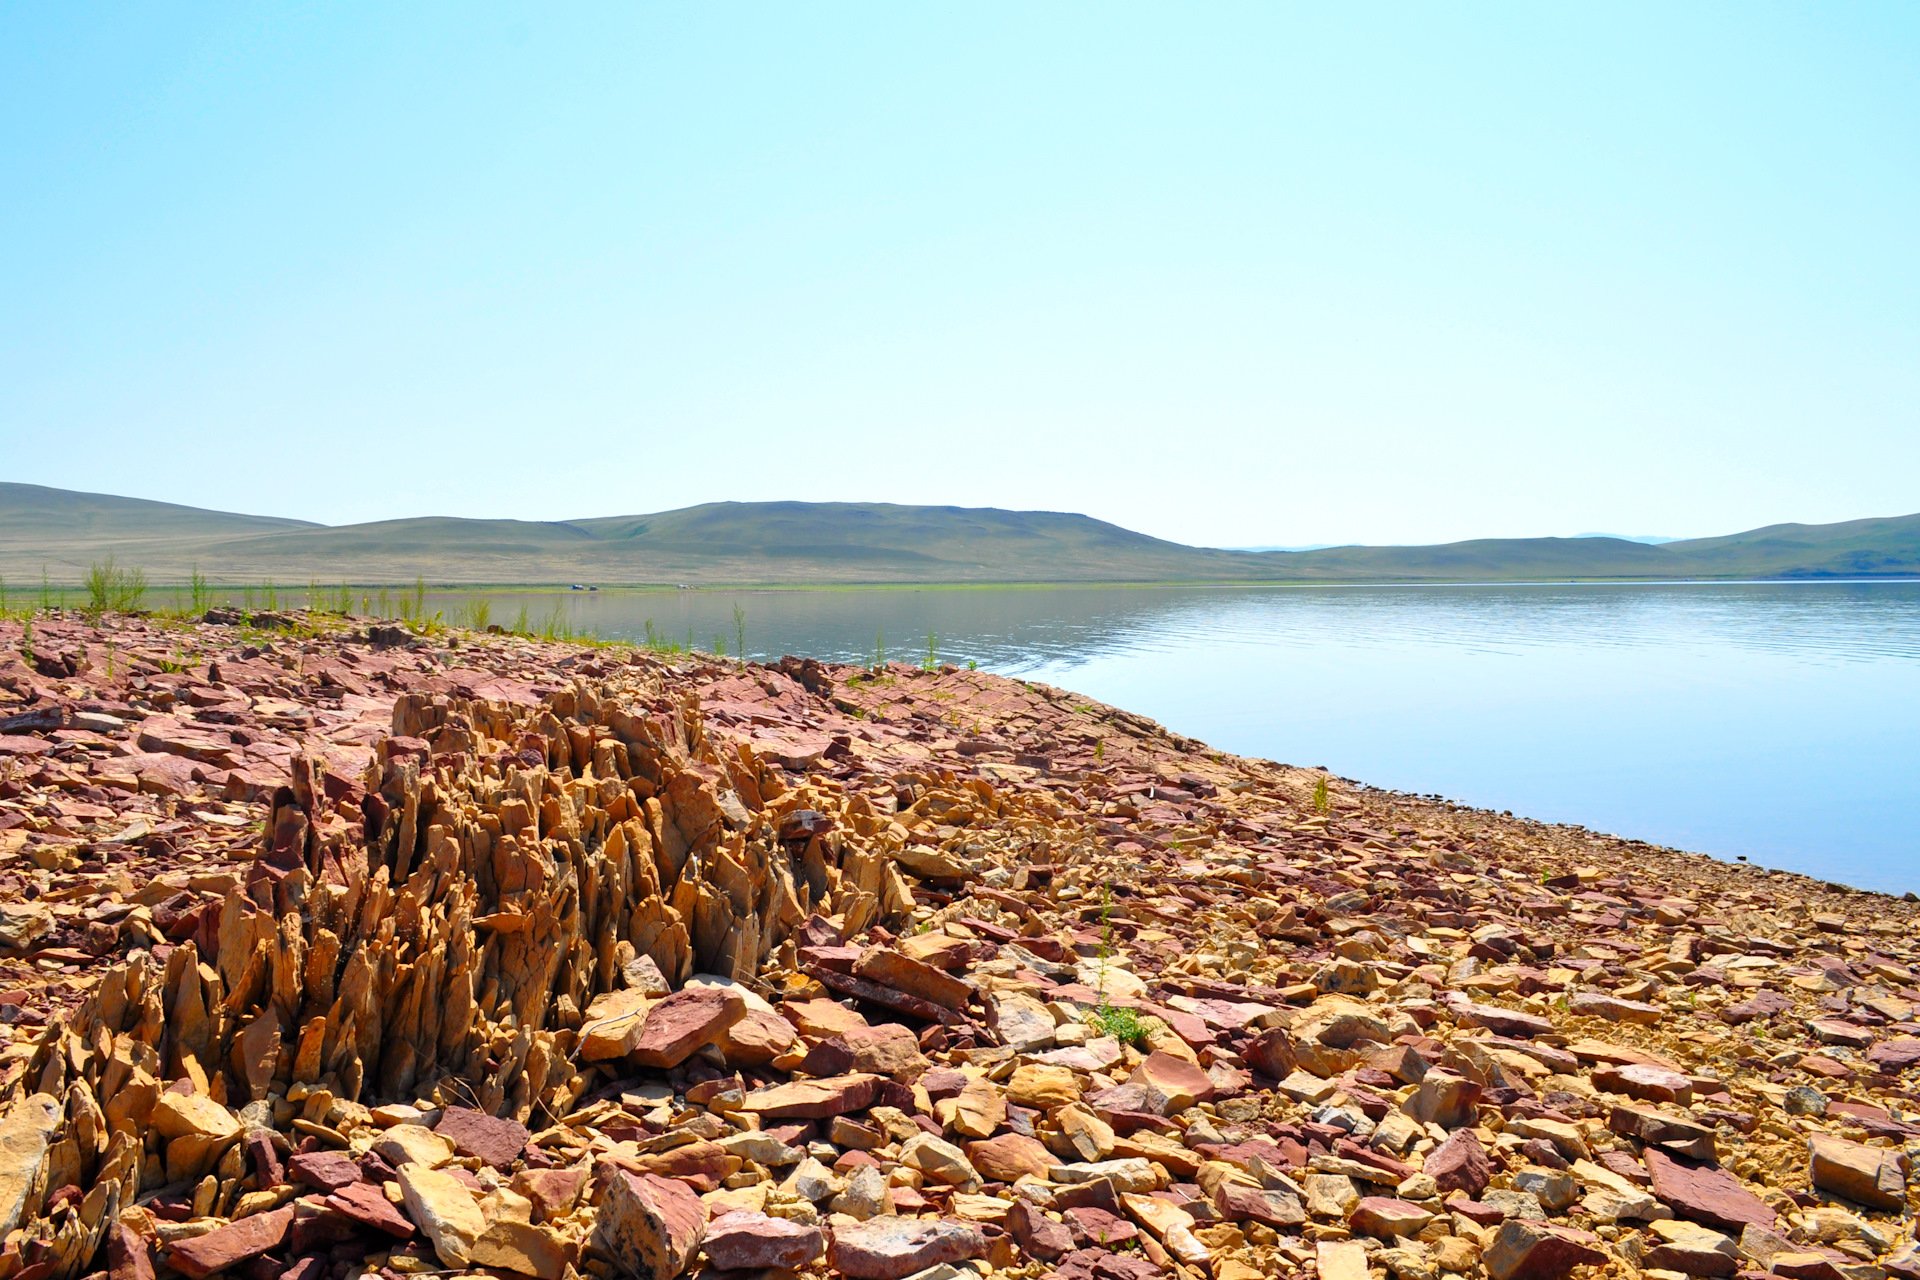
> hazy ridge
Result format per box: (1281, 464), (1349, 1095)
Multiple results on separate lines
(2, 482), (1917, 585)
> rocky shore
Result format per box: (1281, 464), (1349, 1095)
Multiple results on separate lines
(1, 609), (1918, 1280)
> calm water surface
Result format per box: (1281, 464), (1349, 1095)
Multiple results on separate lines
(428, 582), (1920, 893)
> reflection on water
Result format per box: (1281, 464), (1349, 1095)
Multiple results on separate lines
(426, 582), (1920, 892)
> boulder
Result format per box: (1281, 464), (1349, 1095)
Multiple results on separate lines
(167, 1206), (296, 1280)
(1808, 1134), (1907, 1210)
(397, 1163), (486, 1266)
(702, 1212), (825, 1271)
(630, 986), (747, 1068)
(1645, 1149), (1776, 1234)
(1484, 1220), (1609, 1280)
(827, 1218), (988, 1280)
(1425, 1128), (1492, 1197)
(0, 1093), (61, 1234)
(593, 1170), (706, 1279)
(434, 1106), (529, 1168)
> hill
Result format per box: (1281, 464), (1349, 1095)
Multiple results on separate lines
(1, 483), (1917, 584)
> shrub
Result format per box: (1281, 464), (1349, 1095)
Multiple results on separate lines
(84, 557), (147, 617)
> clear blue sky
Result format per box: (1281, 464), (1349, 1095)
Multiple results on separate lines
(3, 4), (1914, 548)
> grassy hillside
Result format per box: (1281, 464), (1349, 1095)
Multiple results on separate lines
(1, 484), (1916, 584)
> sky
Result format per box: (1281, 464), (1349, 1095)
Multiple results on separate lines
(2, 5), (1916, 549)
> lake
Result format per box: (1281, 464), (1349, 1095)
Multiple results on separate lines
(426, 582), (1920, 893)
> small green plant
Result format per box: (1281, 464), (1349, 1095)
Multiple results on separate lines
(1087, 1003), (1149, 1048)
(511, 604), (531, 636)
(456, 598), (494, 631)
(873, 627), (886, 671)
(104, 643), (116, 680)
(1311, 775), (1331, 815)
(535, 603), (573, 642)
(923, 630), (939, 671)
(189, 566), (212, 614)
(712, 633), (727, 657)
(1094, 739), (1105, 761)
(966, 658), (978, 671)
(84, 556), (147, 618)
(19, 615), (34, 665)
(37, 569), (55, 612)
(732, 602), (747, 660)
(262, 580), (278, 611)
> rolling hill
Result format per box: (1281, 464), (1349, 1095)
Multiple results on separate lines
(1, 483), (1916, 585)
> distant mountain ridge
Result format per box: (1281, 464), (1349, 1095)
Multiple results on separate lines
(2, 483), (1917, 585)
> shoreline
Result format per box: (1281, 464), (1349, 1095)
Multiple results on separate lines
(10, 576), (1920, 597)
(4, 609), (1920, 1279)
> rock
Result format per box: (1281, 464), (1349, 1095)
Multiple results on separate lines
(1007, 1200), (1075, 1260)
(854, 947), (974, 1010)
(580, 988), (657, 1060)
(1446, 997), (1555, 1038)
(719, 1006), (800, 1065)
(1306, 1172), (1362, 1217)
(835, 1023), (929, 1081)
(167, 1205), (296, 1280)
(0, 902), (52, 952)
(1122, 1191), (1211, 1266)
(990, 990), (1058, 1051)
(1568, 991), (1663, 1025)
(1868, 1037), (1920, 1072)
(1642, 1218), (1740, 1276)
(594, 1170), (706, 1279)
(948, 1076), (1007, 1138)
(373, 1123), (454, 1169)
(967, 1132), (1055, 1182)
(1050, 1157), (1165, 1192)
(1513, 1165), (1580, 1212)
(1425, 1128), (1492, 1197)
(151, 1091), (241, 1143)
(398, 1163), (487, 1266)
(1608, 1102), (1716, 1160)
(0, 1093), (60, 1234)
(1593, 1061), (1694, 1106)
(832, 1165), (892, 1220)
(827, 1218), (988, 1280)
(515, 1165), (590, 1222)
(110, 1223), (156, 1280)
(784, 997), (871, 1040)
(290, 1149), (362, 1191)
(1128, 1051), (1214, 1113)
(1404, 1070), (1482, 1128)
(702, 1212), (824, 1271)
(1645, 1149), (1776, 1233)
(325, 1181), (417, 1239)
(1214, 1179), (1307, 1227)
(1483, 1220), (1609, 1280)
(1351, 1197), (1436, 1237)
(631, 985), (747, 1068)
(1009, 1062), (1083, 1109)
(434, 1106), (529, 1167)
(739, 1073), (882, 1119)
(1318, 1240), (1373, 1280)
(1807, 1133), (1907, 1210)
(900, 1132), (982, 1190)
(472, 1220), (570, 1280)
